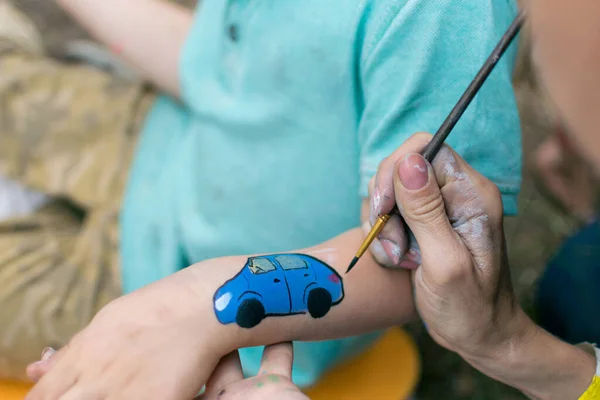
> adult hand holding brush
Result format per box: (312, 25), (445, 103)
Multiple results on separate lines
(365, 133), (597, 400)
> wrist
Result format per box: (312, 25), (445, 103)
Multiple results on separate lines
(463, 310), (596, 399)
(164, 260), (243, 357)
(177, 257), (263, 354)
(460, 306), (535, 362)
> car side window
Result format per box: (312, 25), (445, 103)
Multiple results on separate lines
(275, 255), (308, 270)
(248, 258), (276, 274)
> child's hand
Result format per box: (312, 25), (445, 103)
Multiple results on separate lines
(200, 342), (308, 400)
(25, 274), (229, 400)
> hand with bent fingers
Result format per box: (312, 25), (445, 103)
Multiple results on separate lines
(29, 342), (306, 400)
(366, 132), (598, 399)
(366, 132), (529, 357)
(25, 277), (228, 400)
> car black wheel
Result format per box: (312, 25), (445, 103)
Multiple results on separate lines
(236, 298), (265, 328)
(307, 288), (332, 319)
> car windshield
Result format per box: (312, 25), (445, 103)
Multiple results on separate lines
(275, 255), (308, 270)
(248, 258), (276, 274)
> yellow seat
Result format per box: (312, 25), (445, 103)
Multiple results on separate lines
(305, 328), (420, 400)
(0, 379), (32, 400)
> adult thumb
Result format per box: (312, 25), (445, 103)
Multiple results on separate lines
(393, 153), (462, 268)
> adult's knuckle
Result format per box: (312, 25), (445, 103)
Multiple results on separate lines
(453, 251), (474, 272)
(435, 250), (472, 285)
(379, 154), (394, 171)
(427, 262), (463, 287)
(481, 177), (501, 199)
(406, 192), (445, 224)
(480, 179), (504, 222)
(411, 132), (434, 143)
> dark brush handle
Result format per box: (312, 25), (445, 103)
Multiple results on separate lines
(388, 10), (526, 218)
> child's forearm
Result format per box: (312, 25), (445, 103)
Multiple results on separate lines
(173, 228), (417, 353)
(55, 0), (192, 96)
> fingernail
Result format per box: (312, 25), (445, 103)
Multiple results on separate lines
(41, 347), (55, 361)
(380, 239), (401, 265)
(398, 259), (419, 270)
(398, 244), (421, 270)
(406, 248), (422, 264)
(398, 154), (429, 190)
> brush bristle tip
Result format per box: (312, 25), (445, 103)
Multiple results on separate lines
(345, 257), (359, 274)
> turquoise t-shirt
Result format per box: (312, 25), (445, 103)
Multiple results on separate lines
(121, 0), (521, 387)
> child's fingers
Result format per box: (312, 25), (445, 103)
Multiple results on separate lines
(25, 356), (79, 400)
(258, 342), (294, 378)
(26, 361), (49, 383)
(26, 347), (59, 382)
(205, 351), (244, 396)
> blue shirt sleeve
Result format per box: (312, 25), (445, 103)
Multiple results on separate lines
(358, 0), (522, 214)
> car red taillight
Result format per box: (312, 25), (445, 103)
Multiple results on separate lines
(328, 274), (340, 283)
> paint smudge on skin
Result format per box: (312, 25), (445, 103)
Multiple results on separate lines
(455, 214), (492, 270)
(435, 147), (494, 265)
(436, 147), (468, 182)
(436, 148), (484, 221)
(363, 221), (392, 266)
(370, 237), (391, 265)
(255, 382), (265, 388)
(363, 218), (411, 268)
(217, 389), (226, 398)
(455, 214), (488, 240)
(413, 163), (427, 173)
(268, 375), (280, 383)
(372, 188), (382, 219)
(380, 239), (402, 265)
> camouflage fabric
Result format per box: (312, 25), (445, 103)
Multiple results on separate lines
(0, 1), (154, 379)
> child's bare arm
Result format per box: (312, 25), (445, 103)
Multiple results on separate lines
(180, 227), (417, 351)
(55, 0), (193, 96)
(26, 202), (416, 399)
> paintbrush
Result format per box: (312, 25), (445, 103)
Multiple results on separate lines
(346, 10), (526, 274)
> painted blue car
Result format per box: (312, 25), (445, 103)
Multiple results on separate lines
(213, 254), (344, 328)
